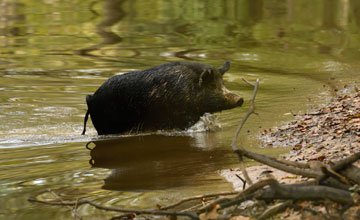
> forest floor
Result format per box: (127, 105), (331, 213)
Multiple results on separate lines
(260, 87), (360, 163)
(221, 86), (360, 219)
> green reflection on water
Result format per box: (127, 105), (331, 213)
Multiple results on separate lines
(1, 0), (360, 219)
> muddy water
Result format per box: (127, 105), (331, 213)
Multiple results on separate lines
(1, 0), (360, 219)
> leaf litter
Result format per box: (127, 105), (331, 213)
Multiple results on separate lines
(260, 87), (360, 163)
(220, 86), (360, 220)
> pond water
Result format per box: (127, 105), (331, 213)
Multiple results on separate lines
(1, 0), (360, 219)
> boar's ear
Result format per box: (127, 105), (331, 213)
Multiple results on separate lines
(199, 69), (214, 87)
(218, 60), (230, 75)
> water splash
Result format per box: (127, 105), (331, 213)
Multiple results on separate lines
(186, 113), (221, 133)
(0, 113), (222, 148)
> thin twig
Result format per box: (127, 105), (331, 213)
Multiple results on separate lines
(159, 191), (238, 210)
(28, 197), (198, 219)
(198, 197), (234, 213)
(240, 149), (323, 178)
(181, 202), (208, 212)
(235, 174), (247, 190)
(48, 189), (81, 219)
(321, 167), (351, 185)
(275, 158), (309, 169)
(331, 152), (360, 171)
(242, 78), (256, 87)
(198, 179), (275, 213)
(231, 78), (259, 151)
(258, 200), (293, 220)
(109, 213), (136, 220)
(231, 78), (260, 186)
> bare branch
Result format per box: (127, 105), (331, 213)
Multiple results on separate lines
(258, 200), (293, 220)
(239, 149), (323, 178)
(231, 78), (259, 151)
(199, 179), (275, 213)
(48, 189), (81, 219)
(159, 191), (238, 210)
(28, 197), (198, 219)
(231, 78), (259, 186)
(275, 158), (309, 169)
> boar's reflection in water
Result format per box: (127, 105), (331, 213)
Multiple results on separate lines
(88, 134), (232, 191)
(82, 61), (243, 135)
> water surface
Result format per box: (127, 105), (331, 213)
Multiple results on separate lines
(1, 0), (360, 219)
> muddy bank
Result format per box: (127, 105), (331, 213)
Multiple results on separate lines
(222, 87), (360, 189)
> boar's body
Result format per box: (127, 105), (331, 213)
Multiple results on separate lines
(82, 61), (243, 135)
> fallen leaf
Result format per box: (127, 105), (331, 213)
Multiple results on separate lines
(321, 107), (330, 113)
(317, 155), (326, 161)
(293, 144), (302, 151)
(281, 175), (298, 179)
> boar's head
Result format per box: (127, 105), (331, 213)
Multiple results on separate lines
(197, 61), (243, 113)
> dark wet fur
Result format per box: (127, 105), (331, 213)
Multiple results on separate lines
(82, 61), (243, 135)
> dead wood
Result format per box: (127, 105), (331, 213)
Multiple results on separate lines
(314, 152), (360, 185)
(275, 158), (309, 169)
(236, 148), (323, 178)
(340, 164), (360, 185)
(331, 152), (360, 171)
(198, 178), (276, 213)
(257, 200), (293, 220)
(253, 179), (354, 205)
(109, 213), (136, 220)
(231, 78), (260, 186)
(28, 197), (199, 219)
(158, 191), (238, 210)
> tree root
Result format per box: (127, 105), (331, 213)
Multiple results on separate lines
(158, 191), (238, 210)
(28, 196), (199, 219)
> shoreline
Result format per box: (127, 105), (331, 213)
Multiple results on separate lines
(261, 87), (360, 163)
(222, 86), (360, 189)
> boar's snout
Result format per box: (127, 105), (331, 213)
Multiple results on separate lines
(235, 97), (244, 106)
(223, 87), (244, 109)
(229, 94), (244, 107)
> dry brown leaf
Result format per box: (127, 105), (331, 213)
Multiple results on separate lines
(321, 107), (330, 113)
(317, 155), (326, 161)
(293, 144), (302, 151)
(281, 175), (298, 180)
(350, 118), (360, 127)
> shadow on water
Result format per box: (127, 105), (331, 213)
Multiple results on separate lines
(87, 133), (231, 191)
